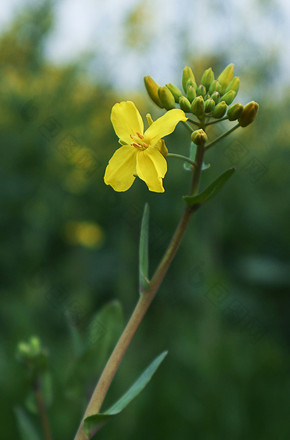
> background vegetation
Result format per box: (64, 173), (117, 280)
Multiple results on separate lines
(0, 1), (289, 439)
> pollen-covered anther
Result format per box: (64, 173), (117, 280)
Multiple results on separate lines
(131, 142), (143, 149)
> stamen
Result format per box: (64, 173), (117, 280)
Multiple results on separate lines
(136, 132), (144, 139)
(131, 142), (143, 150)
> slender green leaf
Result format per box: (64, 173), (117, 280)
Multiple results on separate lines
(14, 407), (40, 440)
(139, 203), (150, 292)
(84, 351), (168, 437)
(183, 167), (235, 207)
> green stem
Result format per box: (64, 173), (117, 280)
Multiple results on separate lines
(74, 208), (192, 440)
(205, 123), (240, 150)
(205, 116), (228, 126)
(34, 380), (53, 440)
(190, 144), (205, 195)
(187, 118), (200, 126)
(167, 153), (196, 168)
(74, 141), (205, 440)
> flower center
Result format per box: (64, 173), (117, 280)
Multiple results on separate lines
(130, 132), (149, 150)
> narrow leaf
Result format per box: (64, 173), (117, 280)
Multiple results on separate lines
(14, 407), (41, 440)
(139, 203), (150, 292)
(183, 167), (235, 207)
(84, 351), (168, 437)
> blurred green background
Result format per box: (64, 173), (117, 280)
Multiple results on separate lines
(0, 0), (289, 439)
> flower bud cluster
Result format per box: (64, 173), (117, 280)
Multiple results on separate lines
(144, 64), (258, 127)
(16, 336), (48, 378)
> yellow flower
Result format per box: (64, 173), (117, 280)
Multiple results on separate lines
(104, 101), (187, 193)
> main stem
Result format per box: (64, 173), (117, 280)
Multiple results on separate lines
(74, 136), (206, 440)
(74, 207), (192, 440)
(34, 380), (53, 440)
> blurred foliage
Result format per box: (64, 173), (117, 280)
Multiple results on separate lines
(0, 1), (289, 440)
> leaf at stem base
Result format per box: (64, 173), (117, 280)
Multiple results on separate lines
(84, 351), (168, 437)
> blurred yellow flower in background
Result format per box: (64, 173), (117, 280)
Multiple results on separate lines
(104, 101), (187, 193)
(64, 221), (104, 249)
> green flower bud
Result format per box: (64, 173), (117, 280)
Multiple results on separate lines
(144, 76), (163, 108)
(182, 66), (196, 93)
(179, 96), (192, 113)
(201, 67), (214, 91)
(191, 96), (205, 118)
(204, 98), (216, 113)
(227, 103), (244, 121)
(30, 336), (41, 354)
(209, 80), (222, 94)
(196, 84), (206, 97)
(16, 336), (49, 376)
(225, 76), (240, 94)
(186, 85), (196, 102)
(158, 86), (176, 110)
(211, 91), (220, 103)
(191, 129), (208, 145)
(238, 101), (259, 127)
(220, 90), (236, 105)
(186, 78), (197, 90)
(166, 83), (182, 103)
(217, 63), (234, 94)
(212, 101), (227, 118)
(17, 342), (30, 358)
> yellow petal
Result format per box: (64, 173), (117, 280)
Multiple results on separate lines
(104, 145), (137, 192)
(144, 109), (187, 147)
(111, 101), (144, 144)
(136, 148), (167, 193)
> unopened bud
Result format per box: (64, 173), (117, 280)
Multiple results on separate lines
(179, 96), (192, 113)
(220, 90), (236, 105)
(17, 342), (30, 358)
(217, 63), (234, 94)
(204, 98), (215, 113)
(201, 67), (214, 91)
(225, 76), (240, 94)
(191, 96), (205, 118)
(166, 83), (182, 103)
(186, 85), (196, 102)
(30, 337), (41, 354)
(16, 336), (48, 374)
(211, 91), (220, 103)
(209, 80), (222, 94)
(182, 66), (196, 93)
(191, 129), (208, 145)
(227, 103), (244, 121)
(186, 78), (197, 90)
(158, 86), (176, 110)
(212, 101), (227, 118)
(144, 76), (163, 108)
(196, 84), (206, 97)
(238, 101), (259, 127)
